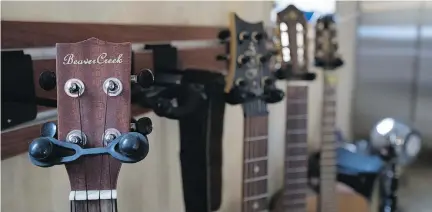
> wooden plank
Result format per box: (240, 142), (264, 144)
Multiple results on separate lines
(1, 21), (223, 49)
(2, 46), (225, 160)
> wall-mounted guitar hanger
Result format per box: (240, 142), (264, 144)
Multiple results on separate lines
(132, 44), (208, 119)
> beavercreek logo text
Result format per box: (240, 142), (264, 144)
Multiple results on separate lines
(63, 53), (123, 65)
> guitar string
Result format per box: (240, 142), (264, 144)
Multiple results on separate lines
(98, 87), (110, 212)
(78, 89), (90, 212)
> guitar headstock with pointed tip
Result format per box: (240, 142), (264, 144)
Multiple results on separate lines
(216, 13), (284, 114)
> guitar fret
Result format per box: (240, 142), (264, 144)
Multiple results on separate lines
(285, 155), (308, 161)
(244, 193), (269, 201)
(286, 142), (307, 148)
(245, 136), (268, 142)
(245, 156), (268, 163)
(285, 167), (307, 173)
(243, 197), (268, 212)
(245, 176), (268, 183)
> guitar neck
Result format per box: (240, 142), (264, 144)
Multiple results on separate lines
(282, 85), (309, 211)
(69, 190), (118, 212)
(319, 72), (338, 212)
(242, 115), (269, 212)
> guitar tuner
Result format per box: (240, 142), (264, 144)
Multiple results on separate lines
(237, 55), (251, 66)
(39, 71), (57, 91)
(131, 69), (154, 89)
(217, 29), (231, 42)
(252, 31), (265, 42)
(239, 31), (251, 41)
(216, 54), (229, 61)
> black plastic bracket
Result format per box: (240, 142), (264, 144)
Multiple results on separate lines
(145, 44), (182, 86)
(1, 51), (38, 130)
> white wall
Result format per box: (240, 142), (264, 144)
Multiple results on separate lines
(0, 1), (358, 212)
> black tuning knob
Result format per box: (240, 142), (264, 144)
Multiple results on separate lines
(41, 122), (57, 138)
(216, 55), (229, 61)
(237, 55), (251, 66)
(218, 29), (231, 41)
(136, 117), (153, 135)
(263, 79), (284, 103)
(39, 71), (56, 91)
(239, 31), (251, 41)
(259, 51), (277, 63)
(118, 133), (149, 159)
(226, 80), (255, 104)
(134, 69), (154, 89)
(253, 32), (265, 42)
(29, 137), (54, 161)
(274, 64), (293, 80)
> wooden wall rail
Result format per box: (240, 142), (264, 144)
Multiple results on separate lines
(1, 21), (227, 160)
(1, 21), (223, 49)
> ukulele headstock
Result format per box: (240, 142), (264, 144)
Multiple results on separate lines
(274, 5), (316, 81)
(28, 38), (153, 193)
(314, 14), (344, 71)
(217, 13), (284, 115)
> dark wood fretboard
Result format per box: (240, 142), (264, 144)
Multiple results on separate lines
(242, 115), (269, 212)
(282, 85), (309, 211)
(319, 73), (338, 212)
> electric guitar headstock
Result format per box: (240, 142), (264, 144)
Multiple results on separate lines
(28, 38), (153, 211)
(217, 12), (284, 114)
(314, 14), (344, 71)
(274, 4), (316, 81)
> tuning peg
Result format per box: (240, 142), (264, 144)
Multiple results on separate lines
(136, 117), (153, 136)
(218, 29), (231, 41)
(225, 80), (255, 104)
(40, 122), (57, 138)
(118, 132), (149, 159)
(29, 137), (54, 161)
(237, 55), (251, 66)
(259, 50), (277, 63)
(252, 32), (265, 42)
(274, 63), (293, 80)
(39, 71), (56, 91)
(132, 69), (154, 88)
(216, 54), (229, 61)
(239, 31), (251, 41)
(262, 79), (284, 104)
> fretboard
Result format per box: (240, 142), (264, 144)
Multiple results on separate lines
(319, 72), (338, 212)
(282, 85), (309, 211)
(242, 115), (269, 212)
(69, 190), (118, 212)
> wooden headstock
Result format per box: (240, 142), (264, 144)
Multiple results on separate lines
(56, 37), (131, 193)
(217, 13), (283, 116)
(275, 4), (309, 74)
(314, 15), (344, 70)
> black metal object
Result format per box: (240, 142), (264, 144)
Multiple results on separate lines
(1, 51), (38, 130)
(133, 44), (207, 119)
(178, 70), (226, 212)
